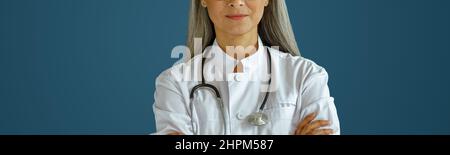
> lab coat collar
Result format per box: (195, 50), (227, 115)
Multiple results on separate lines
(203, 36), (267, 82)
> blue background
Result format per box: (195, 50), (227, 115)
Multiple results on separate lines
(1, 0), (449, 135)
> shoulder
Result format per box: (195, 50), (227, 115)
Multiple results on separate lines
(268, 47), (328, 78)
(268, 47), (331, 97)
(155, 54), (203, 85)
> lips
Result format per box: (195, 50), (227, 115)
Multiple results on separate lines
(226, 14), (249, 20)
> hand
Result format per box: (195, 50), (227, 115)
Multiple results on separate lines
(294, 112), (334, 135)
(167, 131), (184, 135)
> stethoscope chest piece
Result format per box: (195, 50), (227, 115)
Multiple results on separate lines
(247, 111), (268, 126)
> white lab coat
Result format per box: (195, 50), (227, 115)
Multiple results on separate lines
(153, 38), (340, 135)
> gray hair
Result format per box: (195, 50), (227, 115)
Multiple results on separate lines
(187, 0), (300, 57)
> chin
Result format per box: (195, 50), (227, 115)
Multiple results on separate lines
(224, 27), (253, 36)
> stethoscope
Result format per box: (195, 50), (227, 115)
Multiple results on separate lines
(189, 48), (272, 134)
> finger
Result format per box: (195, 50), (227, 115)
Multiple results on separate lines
(295, 113), (317, 135)
(302, 120), (330, 134)
(167, 131), (183, 135)
(312, 129), (334, 135)
(295, 112), (317, 134)
(304, 120), (330, 134)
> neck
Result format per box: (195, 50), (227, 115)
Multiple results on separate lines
(215, 28), (259, 61)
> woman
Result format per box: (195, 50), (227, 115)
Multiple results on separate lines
(153, 0), (340, 135)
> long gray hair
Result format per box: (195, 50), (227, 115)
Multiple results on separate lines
(187, 0), (300, 57)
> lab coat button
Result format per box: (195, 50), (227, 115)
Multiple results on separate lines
(236, 113), (245, 120)
(234, 75), (241, 82)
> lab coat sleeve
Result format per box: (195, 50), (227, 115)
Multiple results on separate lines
(298, 67), (341, 135)
(152, 71), (193, 135)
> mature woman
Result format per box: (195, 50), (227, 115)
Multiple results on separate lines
(153, 0), (340, 135)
